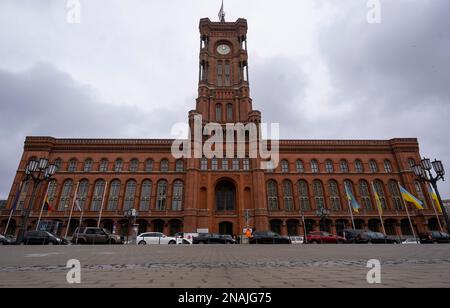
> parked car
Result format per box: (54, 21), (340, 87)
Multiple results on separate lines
(361, 231), (399, 244)
(342, 229), (368, 244)
(289, 236), (304, 244)
(306, 231), (346, 244)
(402, 238), (420, 245)
(193, 233), (236, 244)
(249, 231), (291, 244)
(419, 231), (450, 244)
(71, 227), (122, 245)
(0, 234), (12, 245)
(137, 232), (178, 245)
(22, 231), (68, 245)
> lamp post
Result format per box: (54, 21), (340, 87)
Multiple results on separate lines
(412, 158), (450, 234)
(16, 158), (57, 244)
(315, 206), (330, 232)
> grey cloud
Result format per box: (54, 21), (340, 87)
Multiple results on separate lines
(0, 63), (187, 198)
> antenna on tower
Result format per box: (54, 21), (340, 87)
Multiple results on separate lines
(218, 0), (226, 22)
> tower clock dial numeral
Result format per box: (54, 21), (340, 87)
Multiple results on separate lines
(217, 44), (231, 55)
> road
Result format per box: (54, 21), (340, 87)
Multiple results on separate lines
(1, 244), (449, 288)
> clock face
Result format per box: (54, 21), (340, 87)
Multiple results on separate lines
(217, 44), (231, 55)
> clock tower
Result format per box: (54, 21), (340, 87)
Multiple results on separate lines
(189, 18), (261, 126)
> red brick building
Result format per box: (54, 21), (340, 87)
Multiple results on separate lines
(1, 17), (446, 238)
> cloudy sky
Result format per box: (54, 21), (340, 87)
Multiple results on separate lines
(0, 0), (449, 199)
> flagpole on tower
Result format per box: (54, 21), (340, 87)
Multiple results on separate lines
(218, 0), (226, 22)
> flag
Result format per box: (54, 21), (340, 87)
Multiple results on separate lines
(399, 185), (424, 210)
(75, 199), (82, 211)
(43, 194), (53, 212)
(218, 0), (225, 22)
(345, 184), (360, 213)
(428, 184), (443, 213)
(372, 183), (384, 215)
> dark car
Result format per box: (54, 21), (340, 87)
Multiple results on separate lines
(361, 231), (398, 244)
(342, 229), (368, 244)
(0, 234), (12, 245)
(71, 227), (122, 245)
(306, 231), (346, 244)
(193, 233), (236, 244)
(419, 231), (450, 244)
(249, 231), (291, 244)
(22, 231), (67, 245)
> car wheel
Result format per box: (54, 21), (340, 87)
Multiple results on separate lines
(311, 240), (319, 244)
(337, 240), (344, 244)
(138, 241), (147, 245)
(77, 239), (85, 245)
(48, 241), (54, 246)
(168, 240), (176, 245)
(108, 239), (116, 245)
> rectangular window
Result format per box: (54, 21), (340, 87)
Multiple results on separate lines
(233, 159), (240, 171)
(201, 159), (208, 170)
(243, 159), (250, 171)
(222, 159), (228, 171)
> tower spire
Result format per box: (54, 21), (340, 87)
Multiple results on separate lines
(218, 0), (226, 22)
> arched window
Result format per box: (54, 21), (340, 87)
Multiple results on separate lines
(325, 160), (334, 173)
(369, 160), (378, 173)
(373, 180), (388, 210)
(329, 180), (341, 211)
(401, 219), (413, 236)
(139, 180), (152, 211)
(281, 160), (289, 173)
(47, 180), (58, 202)
(68, 159), (77, 172)
(355, 160), (364, 173)
(311, 160), (319, 173)
(216, 104), (222, 122)
(201, 158), (208, 170)
(115, 159), (123, 172)
(226, 103), (233, 121)
(160, 159), (169, 172)
(296, 160), (304, 173)
(99, 159), (108, 172)
(58, 180), (73, 211)
(124, 180), (137, 210)
(107, 180), (121, 211)
(408, 158), (416, 171)
(384, 160), (393, 173)
(217, 62), (223, 87)
(340, 160), (349, 173)
(312, 180), (325, 209)
(283, 180), (294, 211)
(415, 181), (427, 208)
(84, 159), (93, 172)
(176, 160), (184, 172)
(172, 181), (184, 211)
(267, 180), (279, 211)
(359, 180), (372, 210)
(145, 159), (154, 172)
(91, 180), (106, 211)
(54, 159), (62, 171)
(216, 181), (235, 211)
(298, 180), (310, 211)
(156, 180), (168, 211)
(130, 159), (139, 172)
(225, 62), (231, 86)
(76, 180), (89, 211)
(389, 180), (403, 210)
(17, 182), (30, 210)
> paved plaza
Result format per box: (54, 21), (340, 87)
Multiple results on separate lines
(0, 245), (449, 288)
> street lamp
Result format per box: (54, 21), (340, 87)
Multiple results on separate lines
(315, 206), (330, 232)
(413, 158), (450, 234)
(16, 158), (57, 243)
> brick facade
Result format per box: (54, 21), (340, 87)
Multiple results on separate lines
(0, 18), (446, 238)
